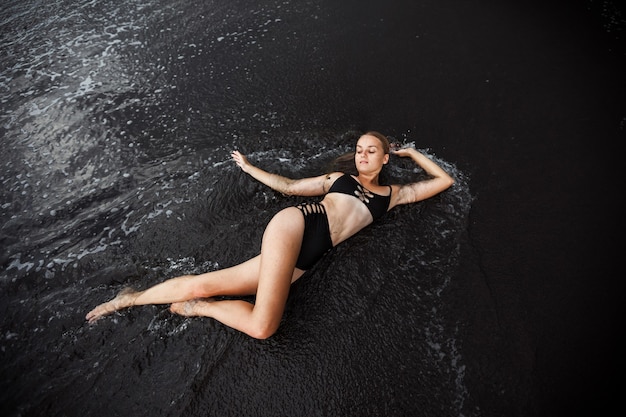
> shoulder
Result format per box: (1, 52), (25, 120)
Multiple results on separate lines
(285, 172), (344, 196)
(326, 172), (345, 180)
(322, 172), (345, 192)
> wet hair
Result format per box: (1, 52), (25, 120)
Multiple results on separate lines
(327, 131), (391, 176)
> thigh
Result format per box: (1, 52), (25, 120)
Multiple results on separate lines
(190, 207), (306, 298)
(252, 207), (305, 320)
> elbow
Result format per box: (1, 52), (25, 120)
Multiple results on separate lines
(281, 179), (298, 196)
(437, 175), (454, 192)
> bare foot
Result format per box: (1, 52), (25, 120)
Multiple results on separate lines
(170, 299), (213, 317)
(86, 288), (139, 323)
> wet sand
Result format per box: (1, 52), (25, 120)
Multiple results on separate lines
(419, 1), (625, 415)
(1, 1), (624, 416)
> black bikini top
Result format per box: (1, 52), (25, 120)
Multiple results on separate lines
(328, 174), (392, 221)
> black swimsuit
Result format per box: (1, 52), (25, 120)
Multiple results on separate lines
(294, 174), (391, 270)
(295, 202), (332, 270)
(326, 174), (392, 221)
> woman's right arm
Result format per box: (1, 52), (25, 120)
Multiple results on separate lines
(388, 148), (454, 209)
(231, 150), (333, 197)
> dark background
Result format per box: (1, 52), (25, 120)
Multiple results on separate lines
(416, 1), (624, 415)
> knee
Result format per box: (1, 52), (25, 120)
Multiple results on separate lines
(247, 318), (280, 340)
(248, 325), (278, 340)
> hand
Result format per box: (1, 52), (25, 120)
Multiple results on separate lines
(391, 147), (418, 158)
(231, 150), (251, 173)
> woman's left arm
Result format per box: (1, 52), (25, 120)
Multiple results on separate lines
(389, 148), (454, 209)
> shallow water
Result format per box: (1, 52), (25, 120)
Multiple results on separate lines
(1, 1), (474, 416)
(3, 0), (624, 416)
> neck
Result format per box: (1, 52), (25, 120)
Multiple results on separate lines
(356, 172), (380, 187)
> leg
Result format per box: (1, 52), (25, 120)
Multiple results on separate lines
(170, 207), (305, 339)
(86, 257), (266, 323)
(86, 210), (306, 324)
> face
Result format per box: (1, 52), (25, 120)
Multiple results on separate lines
(354, 134), (390, 174)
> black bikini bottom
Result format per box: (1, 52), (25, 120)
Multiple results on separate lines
(295, 202), (333, 270)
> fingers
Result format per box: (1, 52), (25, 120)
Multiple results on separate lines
(391, 148), (408, 156)
(231, 150), (251, 172)
(393, 147), (419, 157)
(231, 150), (243, 167)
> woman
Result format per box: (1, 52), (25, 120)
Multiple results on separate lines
(86, 131), (454, 339)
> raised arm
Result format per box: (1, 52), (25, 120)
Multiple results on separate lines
(231, 150), (330, 197)
(389, 148), (454, 209)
